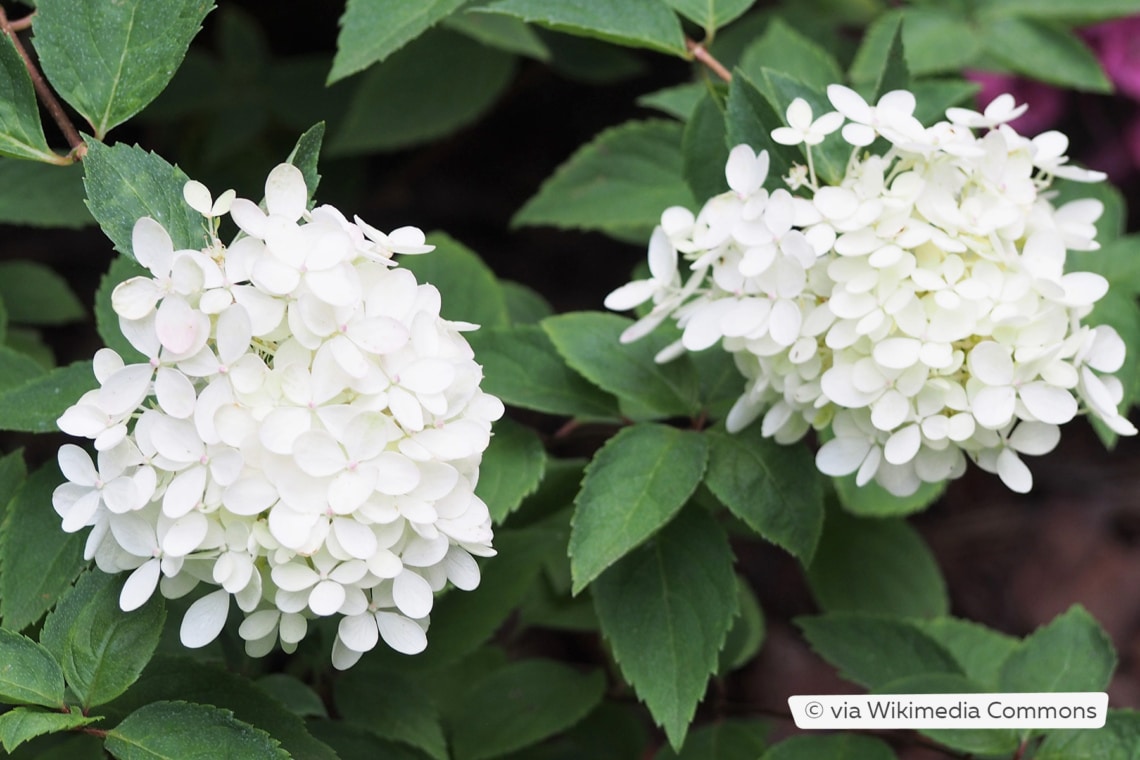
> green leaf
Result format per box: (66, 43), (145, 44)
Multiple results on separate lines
(0, 345), (44, 393)
(336, 667), (447, 760)
(0, 463), (86, 631)
(95, 256), (149, 363)
(0, 707), (97, 753)
(284, 122), (324, 204)
(329, 0), (466, 83)
(682, 92), (730, 201)
(570, 423), (709, 592)
(0, 159), (91, 227)
(83, 141), (206, 257)
(900, 8), (981, 77)
(477, 417), (547, 522)
(448, 659), (606, 760)
(0, 262), (84, 325)
(443, 11), (551, 60)
(478, 0), (686, 56)
(307, 720), (433, 760)
(912, 617), (1019, 689)
(979, 18), (1112, 92)
(806, 507), (948, 618)
(724, 71), (800, 186)
(870, 11), (909, 99)
(38, 571), (165, 710)
(704, 425), (824, 564)
(0, 629), (65, 707)
(976, 0), (1140, 22)
(654, 718), (769, 760)
(0, 447), (27, 541)
(593, 507), (738, 749)
(103, 656), (337, 760)
(910, 79), (980, 125)
(662, 0), (755, 37)
(1085, 290), (1140, 449)
(797, 612), (962, 689)
(637, 83), (706, 121)
(398, 232), (510, 329)
(1036, 709), (1140, 759)
(848, 11), (899, 91)
(738, 18), (844, 93)
(761, 734), (896, 760)
(999, 605), (1116, 693)
(330, 29), (514, 155)
(0, 360), (95, 433)
(542, 312), (701, 419)
(494, 702), (648, 760)
(254, 674), (327, 719)
(33, 0), (213, 138)
(5, 327), (55, 370)
(513, 120), (696, 240)
(104, 701), (289, 760)
(542, 31), (649, 84)
(717, 578), (766, 675)
(466, 326), (620, 419)
(834, 474), (945, 517)
(0, 33), (58, 163)
(502, 280), (554, 325)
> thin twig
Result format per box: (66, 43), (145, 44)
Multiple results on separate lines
(8, 10), (34, 31)
(685, 37), (732, 83)
(0, 6), (86, 161)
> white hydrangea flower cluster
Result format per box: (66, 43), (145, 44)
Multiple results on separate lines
(53, 164), (503, 669)
(607, 86), (1135, 496)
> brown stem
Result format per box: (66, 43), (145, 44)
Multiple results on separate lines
(0, 6), (86, 161)
(8, 10), (34, 31)
(685, 37), (732, 83)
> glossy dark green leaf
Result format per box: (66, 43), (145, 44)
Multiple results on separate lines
(104, 701), (289, 760)
(329, 0), (467, 83)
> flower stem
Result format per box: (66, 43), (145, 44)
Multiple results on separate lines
(0, 6), (86, 162)
(685, 37), (732, 83)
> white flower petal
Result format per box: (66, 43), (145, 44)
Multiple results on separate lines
(375, 611), (427, 654)
(180, 589), (231, 648)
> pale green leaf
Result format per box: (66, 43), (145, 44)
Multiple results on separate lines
(477, 417), (547, 523)
(663, 0), (755, 36)
(465, 326), (621, 419)
(0, 462), (86, 631)
(102, 656), (338, 760)
(330, 30), (515, 155)
(34, 0), (213, 137)
(329, 0), (467, 83)
(0, 360), (95, 433)
(1000, 605), (1116, 693)
(542, 312), (701, 419)
(443, 11), (551, 60)
(807, 507), (948, 618)
(399, 232), (510, 328)
(0, 629), (65, 707)
(637, 82), (706, 120)
(104, 701), (289, 760)
(1037, 709), (1140, 759)
(83, 141), (206, 257)
(655, 718), (769, 760)
(797, 612), (962, 689)
(761, 734), (896, 760)
(448, 659), (606, 760)
(478, 0), (686, 56)
(594, 507), (738, 749)
(0, 707), (97, 753)
(912, 617), (1019, 689)
(0, 159), (90, 228)
(704, 426), (824, 563)
(0, 33), (58, 162)
(979, 18), (1112, 92)
(336, 667), (447, 760)
(570, 423), (709, 592)
(0, 261), (84, 325)
(738, 18), (843, 93)
(682, 92), (729, 201)
(513, 120), (696, 236)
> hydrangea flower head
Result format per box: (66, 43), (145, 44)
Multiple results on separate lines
(608, 88), (1134, 496)
(55, 164), (503, 668)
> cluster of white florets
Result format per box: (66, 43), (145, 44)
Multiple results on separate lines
(53, 164), (503, 668)
(607, 86), (1135, 495)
